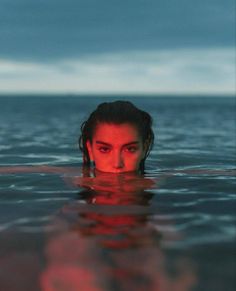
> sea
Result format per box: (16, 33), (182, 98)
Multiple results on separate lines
(0, 95), (235, 291)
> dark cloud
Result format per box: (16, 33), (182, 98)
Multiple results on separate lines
(0, 0), (235, 61)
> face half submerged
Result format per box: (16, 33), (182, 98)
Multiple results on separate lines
(86, 123), (147, 173)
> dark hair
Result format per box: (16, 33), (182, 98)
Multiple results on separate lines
(78, 100), (154, 173)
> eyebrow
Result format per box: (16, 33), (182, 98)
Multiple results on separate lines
(95, 141), (140, 147)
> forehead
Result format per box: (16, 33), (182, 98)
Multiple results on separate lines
(92, 123), (141, 143)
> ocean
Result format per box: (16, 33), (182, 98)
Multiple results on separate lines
(0, 95), (235, 291)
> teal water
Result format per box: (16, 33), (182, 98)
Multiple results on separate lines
(0, 95), (235, 291)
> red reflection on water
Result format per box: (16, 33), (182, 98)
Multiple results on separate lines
(0, 170), (197, 291)
(40, 171), (196, 291)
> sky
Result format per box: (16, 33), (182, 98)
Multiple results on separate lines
(0, 0), (235, 95)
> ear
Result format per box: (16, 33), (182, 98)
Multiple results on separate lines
(86, 140), (94, 161)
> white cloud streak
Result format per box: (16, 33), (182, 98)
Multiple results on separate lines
(0, 48), (235, 94)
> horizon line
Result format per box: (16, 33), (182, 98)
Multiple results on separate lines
(0, 91), (235, 98)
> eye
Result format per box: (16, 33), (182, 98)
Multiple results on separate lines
(98, 146), (111, 153)
(125, 146), (138, 153)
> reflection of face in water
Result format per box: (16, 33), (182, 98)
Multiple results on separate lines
(42, 172), (197, 291)
(73, 171), (158, 249)
(77, 170), (155, 205)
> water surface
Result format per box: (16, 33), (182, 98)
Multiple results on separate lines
(0, 95), (235, 291)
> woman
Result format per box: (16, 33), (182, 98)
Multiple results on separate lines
(79, 100), (154, 174)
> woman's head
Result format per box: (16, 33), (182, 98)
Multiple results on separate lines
(79, 100), (154, 173)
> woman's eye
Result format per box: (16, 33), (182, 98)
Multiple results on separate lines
(98, 147), (111, 153)
(125, 146), (138, 153)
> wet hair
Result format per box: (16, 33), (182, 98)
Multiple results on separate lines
(78, 100), (154, 173)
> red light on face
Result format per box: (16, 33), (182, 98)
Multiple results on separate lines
(86, 123), (146, 173)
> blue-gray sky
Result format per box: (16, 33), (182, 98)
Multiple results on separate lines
(0, 0), (235, 94)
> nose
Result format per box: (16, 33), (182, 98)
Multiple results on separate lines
(113, 151), (124, 169)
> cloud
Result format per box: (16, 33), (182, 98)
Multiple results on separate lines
(0, 0), (235, 60)
(0, 48), (235, 94)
